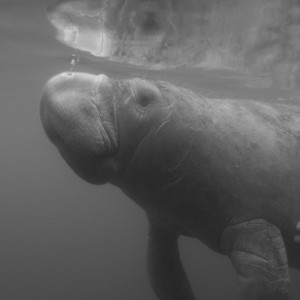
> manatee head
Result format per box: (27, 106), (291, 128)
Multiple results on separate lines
(40, 72), (174, 185)
(40, 72), (119, 184)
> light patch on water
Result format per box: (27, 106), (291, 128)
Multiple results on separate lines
(47, 1), (114, 57)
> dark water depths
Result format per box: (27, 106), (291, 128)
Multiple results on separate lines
(1, 1), (300, 299)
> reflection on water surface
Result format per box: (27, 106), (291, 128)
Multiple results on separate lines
(48, 0), (300, 90)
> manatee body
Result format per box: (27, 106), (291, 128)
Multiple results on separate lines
(40, 71), (300, 300)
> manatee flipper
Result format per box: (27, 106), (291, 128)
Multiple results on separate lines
(147, 219), (196, 300)
(221, 219), (289, 300)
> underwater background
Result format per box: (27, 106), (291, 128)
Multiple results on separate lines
(1, 0), (300, 299)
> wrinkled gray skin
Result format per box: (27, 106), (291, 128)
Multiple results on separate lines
(40, 72), (300, 300)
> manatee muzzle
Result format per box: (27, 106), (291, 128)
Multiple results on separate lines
(40, 72), (119, 183)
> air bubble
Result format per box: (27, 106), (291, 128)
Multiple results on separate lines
(69, 52), (80, 72)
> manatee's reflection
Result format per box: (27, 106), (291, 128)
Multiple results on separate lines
(47, 0), (300, 89)
(47, 0), (175, 67)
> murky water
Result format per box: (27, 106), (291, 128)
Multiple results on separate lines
(1, 1), (300, 299)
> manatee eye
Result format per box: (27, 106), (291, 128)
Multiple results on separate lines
(138, 93), (152, 107)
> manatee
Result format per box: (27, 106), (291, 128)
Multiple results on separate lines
(40, 71), (300, 300)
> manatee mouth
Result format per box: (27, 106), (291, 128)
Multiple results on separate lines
(40, 72), (119, 183)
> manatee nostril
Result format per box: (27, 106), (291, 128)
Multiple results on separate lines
(59, 71), (76, 79)
(57, 71), (71, 77)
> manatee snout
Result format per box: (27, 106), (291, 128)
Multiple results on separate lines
(40, 72), (119, 184)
